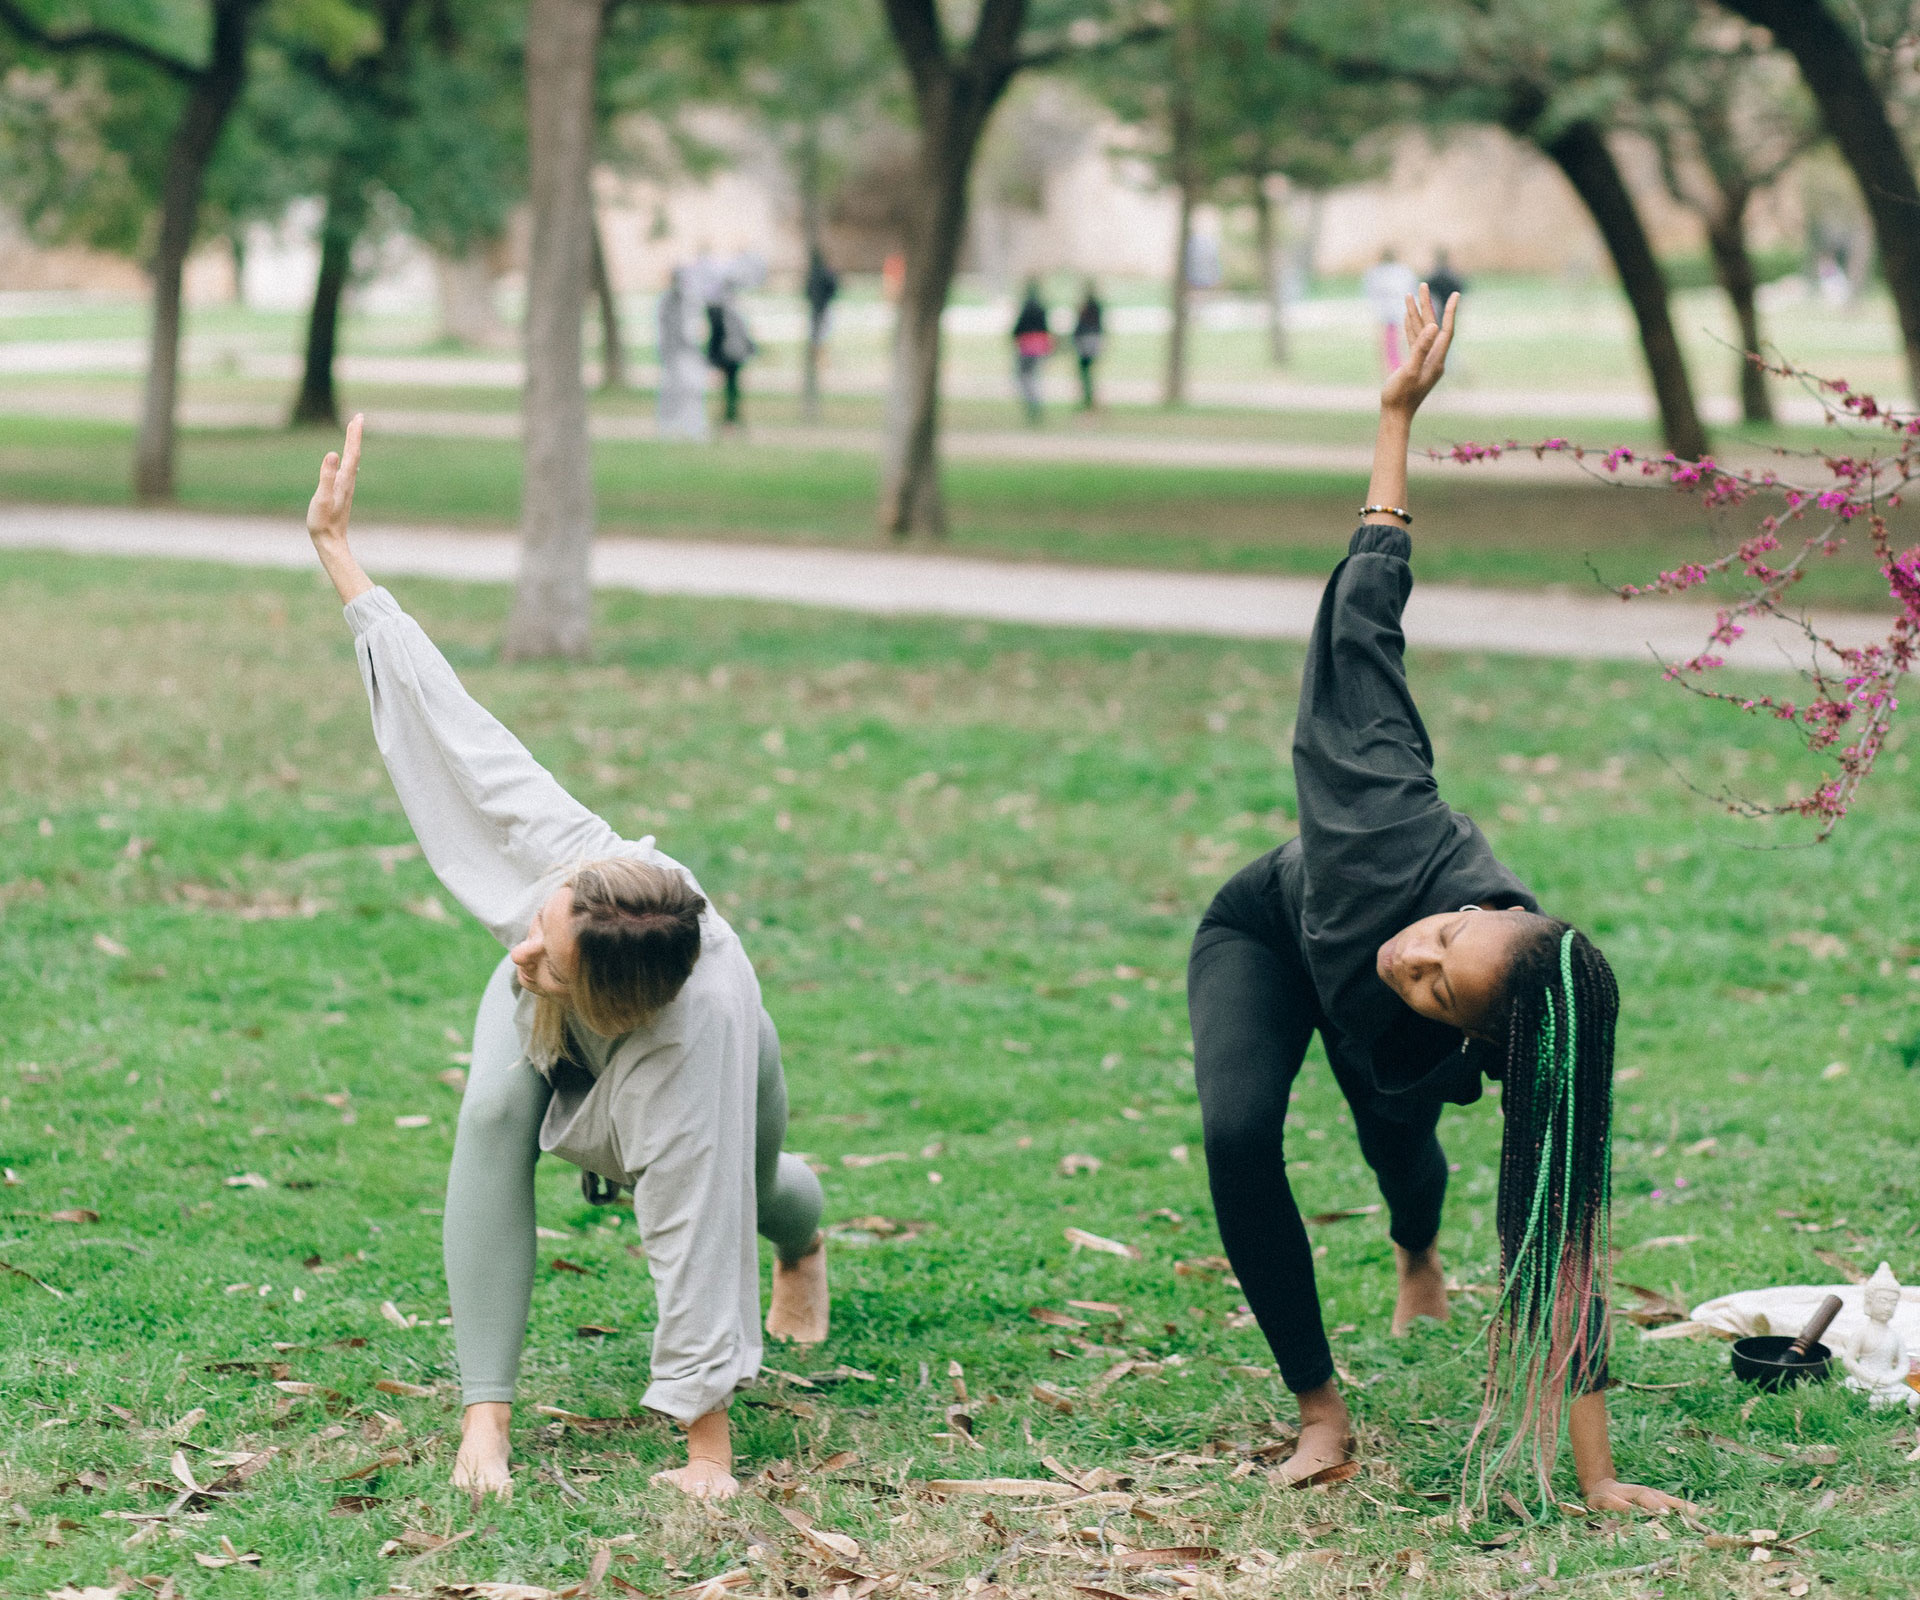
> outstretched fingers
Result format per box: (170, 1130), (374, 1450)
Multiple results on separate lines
(333, 414), (364, 518)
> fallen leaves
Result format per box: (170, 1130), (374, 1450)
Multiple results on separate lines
(840, 1151), (910, 1168)
(193, 1535), (262, 1568)
(1031, 1306), (1089, 1329)
(49, 1208), (100, 1224)
(1064, 1228), (1141, 1261)
(374, 1378), (436, 1398)
(1031, 1382), (1076, 1413)
(926, 1478), (1081, 1499)
(1058, 1153), (1103, 1177)
(532, 1405), (659, 1433)
(224, 1173), (270, 1189)
(549, 1258), (591, 1276)
(0, 1258), (65, 1297)
(1616, 1282), (1691, 1327)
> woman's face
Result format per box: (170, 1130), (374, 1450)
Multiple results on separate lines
(1376, 906), (1528, 1035)
(511, 885), (579, 998)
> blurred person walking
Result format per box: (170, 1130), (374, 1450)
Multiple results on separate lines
(1426, 249), (1465, 310)
(1012, 280), (1053, 426)
(802, 247), (840, 422)
(706, 282), (757, 431)
(657, 267), (711, 442)
(1073, 282), (1106, 411)
(1362, 250), (1417, 372)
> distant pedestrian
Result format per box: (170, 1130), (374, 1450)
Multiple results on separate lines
(802, 247), (839, 422)
(657, 267), (710, 441)
(1072, 281), (1105, 411)
(706, 282), (756, 430)
(1012, 280), (1053, 426)
(1426, 249), (1465, 311)
(1362, 249), (1418, 372)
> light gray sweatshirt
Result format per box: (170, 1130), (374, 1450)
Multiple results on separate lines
(345, 586), (764, 1422)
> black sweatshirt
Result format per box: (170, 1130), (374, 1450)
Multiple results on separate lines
(1272, 523), (1539, 1106)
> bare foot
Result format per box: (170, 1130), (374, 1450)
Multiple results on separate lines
(452, 1401), (513, 1498)
(652, 1458), (740, 1499)
(766, 1233), (830, 1344)
(1272, 1379), (1352, 1486)
(1391, 1241), (1450, 1336)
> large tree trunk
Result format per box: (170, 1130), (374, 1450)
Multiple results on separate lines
(880, 124), (979, 537)
(1163, 180), (1195, 406)
(1252, 176), (1286, 366)
(504, 0), (605, 660)
(1540, 118), (1708, 459)
(1718, 0), (1920, 403)
(289, 167), (366, 428)
(1703, 196), (1772, 426)
(589, 210), (626, 391)
(133, 0), (255, 502)
(878, 0), (1028, 539)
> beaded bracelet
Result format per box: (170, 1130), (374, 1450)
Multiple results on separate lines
(1358, 504), (1413, 525)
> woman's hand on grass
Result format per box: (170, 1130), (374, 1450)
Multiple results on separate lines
(1380, 284), (1457, 420)
(306, 414), (374, 603)
(1583, 1478), (1698, 1515)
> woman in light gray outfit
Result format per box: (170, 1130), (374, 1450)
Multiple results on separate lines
(304, 418), (828, 1500)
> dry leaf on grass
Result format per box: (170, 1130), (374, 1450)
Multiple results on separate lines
(0, 1259), (64, 1297)
(1303, 1205), (1382, 1225)
(333, 1450), (407, 1482)
(1173, 1256), (1232, 1277)
(1815, 1250), (1868, 1285)
(1065, 1228), (1140, 1260)
(332, 1493), (384, 1514)
(1059, 1154), (1103, 1177)
(1290, 1461), (1359, 1489)
(49, 1208), (100, 1224)
(1114, 1546), (1222, 1567)
(841, 1151), (909, 1168)
(818, 1449), (862, 1471)
(381, 1301), (420, 1328)
(1068, 1299), (1123, 1315)
(193, 1536), (262, 1568)
(663, 1569), (752, 1596)
(550, 1258), (590, 1276)
(1031, 1382), (1075, 1413)
(532, 1405), (658, 1432)
(1031, 1306), (1089, 1328)
(1616, 1282), (1692, 1327)
(925, 1478), (1080, 1499)
(575, 1323), (619, 1339)
(224, 1173), (270, 1189)
(375, 1378), (436, 1398)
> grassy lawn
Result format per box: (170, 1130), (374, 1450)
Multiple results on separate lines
(4, 552), (1920, 1596)
(3, 413), (1915, 612)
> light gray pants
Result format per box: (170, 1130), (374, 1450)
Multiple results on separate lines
(444, 955), (824, 1405)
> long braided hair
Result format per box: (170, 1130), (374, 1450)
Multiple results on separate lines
(1465, 918), (1617, 1513)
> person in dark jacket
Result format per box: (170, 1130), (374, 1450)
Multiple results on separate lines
(1188, 285), (1692, 1516)
(1011, 280), (1052, 425)
(705, 283), (755, 429)
(1072, 281), (1104, 410)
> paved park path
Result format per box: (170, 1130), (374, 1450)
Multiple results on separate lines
(0, 502), (1889, 672)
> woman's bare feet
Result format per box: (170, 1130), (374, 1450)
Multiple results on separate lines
(652, 1457), (740, 1499)
(1272, 1379), (1352, 1486)
(1391, 1241), (1450, 1336)
(452, 1401), (514, 1497)
(766, 1233), (830, 1344)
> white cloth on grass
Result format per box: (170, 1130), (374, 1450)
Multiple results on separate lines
(345, 584), (764, 1423)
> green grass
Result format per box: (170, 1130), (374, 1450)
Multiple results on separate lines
(3, 413), (1915, 610)
(3, 552), (1920, 1596)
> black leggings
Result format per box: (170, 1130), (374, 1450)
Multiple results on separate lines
(1188, 852), (1449, 1394)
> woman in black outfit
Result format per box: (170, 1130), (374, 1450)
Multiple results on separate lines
(1189, 287), (1691, 1514)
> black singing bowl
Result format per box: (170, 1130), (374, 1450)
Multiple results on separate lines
(1731, 1335), (1835, 1389)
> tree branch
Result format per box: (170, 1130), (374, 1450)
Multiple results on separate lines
(1014, 17), (1167, 75)
(0, 0), (203, 82)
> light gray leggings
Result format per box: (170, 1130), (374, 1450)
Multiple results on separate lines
(444, 955), (825, 1405)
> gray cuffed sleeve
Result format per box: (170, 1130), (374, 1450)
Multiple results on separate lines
(345, 586), (624, 945)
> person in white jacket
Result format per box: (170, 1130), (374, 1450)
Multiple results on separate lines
(304, 418), (829, 1500)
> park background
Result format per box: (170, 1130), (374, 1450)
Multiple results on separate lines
(6, 0), (1920, 1596)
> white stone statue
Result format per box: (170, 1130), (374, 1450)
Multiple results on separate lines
(1838, 1262), (1919, 1409)
(656, 267), (710, 442)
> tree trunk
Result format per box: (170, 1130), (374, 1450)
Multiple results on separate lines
(1539, 118), (1708, 459)
(880, 127), (978, 538)
(1253, 176), (1287, 366)
(589, 210), (625, 391)
(133, 0), (255, 502)
(504, 0), (605, 661)
(1703, 196), (1772, 426)
(1164, 180), (1195, 407)
(1719, 0), (1920, 403)
(290, 167), (366, 429)
(877, 0), (1028, 539)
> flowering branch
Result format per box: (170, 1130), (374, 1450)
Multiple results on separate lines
(1433, 353), (1920, 838)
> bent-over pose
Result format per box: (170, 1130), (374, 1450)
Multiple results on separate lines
(304, 421), (827, 1501)
(1189, 289), (1690, 1513)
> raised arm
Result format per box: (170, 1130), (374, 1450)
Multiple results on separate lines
(307, 419), (624, 945)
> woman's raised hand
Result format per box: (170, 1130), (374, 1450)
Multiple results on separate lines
(1380, 284), (1458, 419)
(307, 413), (365, 550)
(305, 414), (375, 603)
